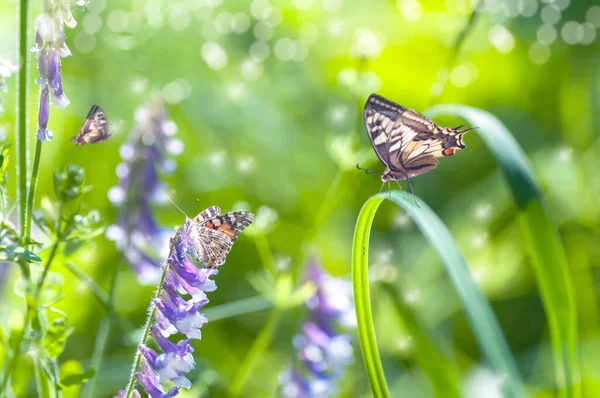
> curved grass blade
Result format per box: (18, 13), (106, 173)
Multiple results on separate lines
(352, 192), (526, 398)
(382, 282), (461, 398)
(426, 105), (580, 398)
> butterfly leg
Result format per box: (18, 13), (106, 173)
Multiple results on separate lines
(379, 181), (386, 193)
(405, 177), (420, 208)
(393, 180), (405, 198)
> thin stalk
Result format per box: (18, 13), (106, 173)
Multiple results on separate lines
(291, 169), (346, 282)
(17, 0), (30, 237)
(35, 205), (65, 297)
(0, 315), (26, 394)
(82, 256), (123, 398)
(35, 237), (61, 297)
(33, 356), (51, 398)
(25, 140), (43, 245)
(253, 234), (277, 275)
(427, 0), (482, 107)
(229, 308), (283, 396)
(123, 260), (171, 398)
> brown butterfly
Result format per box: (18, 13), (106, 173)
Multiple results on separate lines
(183, 205), (254, 268)
(71, 105), (111, 145)
(361, 93), (475, 197)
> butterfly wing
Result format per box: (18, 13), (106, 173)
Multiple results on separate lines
(397, 125), (470, 178)
(193, 206), (221, 223)
(206, 211), (254, 243)
(364, 94), (407, 167)
(71, 105), (111, 145)
(188, 226), (233, 268)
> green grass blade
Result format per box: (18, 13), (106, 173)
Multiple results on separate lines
(382, 283), (461, 398)
(352, 192), (526, 398)
(426, 104), (580, 398)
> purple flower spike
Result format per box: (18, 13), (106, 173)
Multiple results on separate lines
(121, 202), (251, 396)
(106, 100), (181, 283)
(280, 258), (355, 397)
(136, 359), (179, 398)
(33, 0), (76, 141)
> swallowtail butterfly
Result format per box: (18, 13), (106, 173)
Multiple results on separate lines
(362, 93), (475, 195)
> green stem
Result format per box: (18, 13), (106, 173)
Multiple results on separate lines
(292, 169), (346, 282)
(427, 0), (482, 107)
(229, 308), (283, 396)
(0, 312), (26, 394)
(17, 0), (29, 238)
(36, 239), (61, 297)
(82, 256), (123, 398)
(25, 139), (43, 245)
(123, 260), (171, 398)
(253, 234), (277, 275)
(35, 205), (65, 297)
(0, 260), (32, 395)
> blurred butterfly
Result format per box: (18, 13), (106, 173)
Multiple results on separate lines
(71, 105), (111, 145)
(182, 205), (254, 268)
(360, 93), (475, 198)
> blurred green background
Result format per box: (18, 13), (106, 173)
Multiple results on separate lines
(1, 0), (599, 396)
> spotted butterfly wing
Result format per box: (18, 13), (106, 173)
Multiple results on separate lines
(71, 105), (111, 145)
(187, 207), (254, 268)
(364, 94), (474, 181)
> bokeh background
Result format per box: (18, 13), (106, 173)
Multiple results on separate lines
(1, 0), (599, 396)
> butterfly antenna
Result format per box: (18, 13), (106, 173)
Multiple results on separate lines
(356, 164), (382, 175)
(167, 196), (190, 219)
(405, 178), (420, 208)
(454, 125), (478, 133)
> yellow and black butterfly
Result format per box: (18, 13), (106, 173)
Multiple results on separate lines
(71, 105), (111, 145)
(360, 93), (475, 196)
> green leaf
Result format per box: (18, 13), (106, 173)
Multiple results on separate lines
(4, 245), (42, 263)
(383, 283), (461, 398)
(0, 143), (12, 183)
(202, 296), (273, 322)
(60, 368), (96, 387)
(352, 192), (526, 398)
(42, 318), (74, 359)
(426, 104), (580, 398)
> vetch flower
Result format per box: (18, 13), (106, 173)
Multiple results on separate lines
(36, 83), (53, 142)
(280, 259), (356, 398)
(106, 100), (182, 284)
(119, 210), (247, 397)
(32, 0), (78, 142)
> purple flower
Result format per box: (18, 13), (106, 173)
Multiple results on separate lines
(280, 259), (356, 398)
(122, 217), (224, 397)
(47, 49), (69, 108)
(136, 359), (179, 398)
(36, 83), (53, 142)
(32, 1), (76, 142)
(106, 100), (182, 284)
